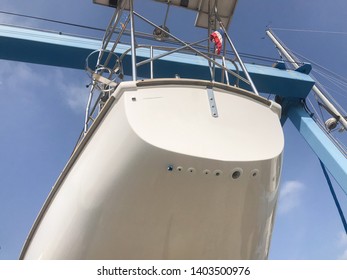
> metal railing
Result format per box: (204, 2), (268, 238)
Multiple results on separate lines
(82, 0), (259, 135)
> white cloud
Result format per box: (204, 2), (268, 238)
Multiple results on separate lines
(338, 231), (347, 260)
(52, 68), (89, 113)
(61, 84), (88, 112)
(15, 63), (49, 88)
(277, 180), (305, 215)
(339, 250), (347, 260)
(0, 61), (43, 86)
(338, 231), (347, 246)
(0, 61), (49, 106)
(0, 61), (88, 113)
(0, 3), (40, 28)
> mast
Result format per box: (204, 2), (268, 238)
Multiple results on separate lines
(266, 29), (347, 131)
(266, 28), (347, 195)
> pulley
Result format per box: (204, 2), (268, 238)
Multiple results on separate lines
(325, 117), (338, 131)
(153, 1), (171, 41)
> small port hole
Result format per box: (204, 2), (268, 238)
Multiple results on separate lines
(232, 171), (241, 179)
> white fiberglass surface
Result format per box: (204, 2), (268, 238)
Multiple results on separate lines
(22, 82), (282, 259)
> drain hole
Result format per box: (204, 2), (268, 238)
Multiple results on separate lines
(231, 170), (242, 179)
(250, 169), (259, 178)
(187, 167), (195, 174)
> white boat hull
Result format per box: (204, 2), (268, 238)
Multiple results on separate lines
(21, 79), (284, 259)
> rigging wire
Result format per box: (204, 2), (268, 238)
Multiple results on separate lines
(309, 79), (347, 115)
(312, 68), (347, 91)
(4, 9), (347, 201)
(4, 9), (346, 73)
(292, 51), (347, 86)
(271, 35), (347, 132)
(291, 50), (347, 98)
(271, 27), (347, 36)
(3, 9), (347, 119)
(295, 50), (347, 115)
(315, 81), (347, 102)
(0, 10), (106, 32)
(319, 160), (347, 235)
(270, 27), (347, 117)
(2, 10), (347, 113)
(316, 93), (327, 124)
(306, 97), (325, 126)
(0, 10), (304, 66)
(304, 98), (347, 157)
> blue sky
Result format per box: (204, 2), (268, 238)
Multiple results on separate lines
(0, 0), (347, 260)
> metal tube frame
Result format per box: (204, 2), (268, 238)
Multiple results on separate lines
(133, 11), (250, 85)
(129, 0), (137, 81)
(136, 38), (208, 68)
(217, 19), (260, 96)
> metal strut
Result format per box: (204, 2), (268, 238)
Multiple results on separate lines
(207, 87), (218, 118)
(129, 0), (137, 81)
(215, 6), (260, 96)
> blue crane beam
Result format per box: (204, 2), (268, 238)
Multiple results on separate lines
(2, 24), (346, 192)
(285, 103), (347, 193)
(0, 24), (314, 99)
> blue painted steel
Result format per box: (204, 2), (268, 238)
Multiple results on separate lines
(1, 26), (346, 197)
(295, 64), (312, 74)
(273, 61), (286, 70)
(287, 103), (347, 193)
(0, 25), (314, 98)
